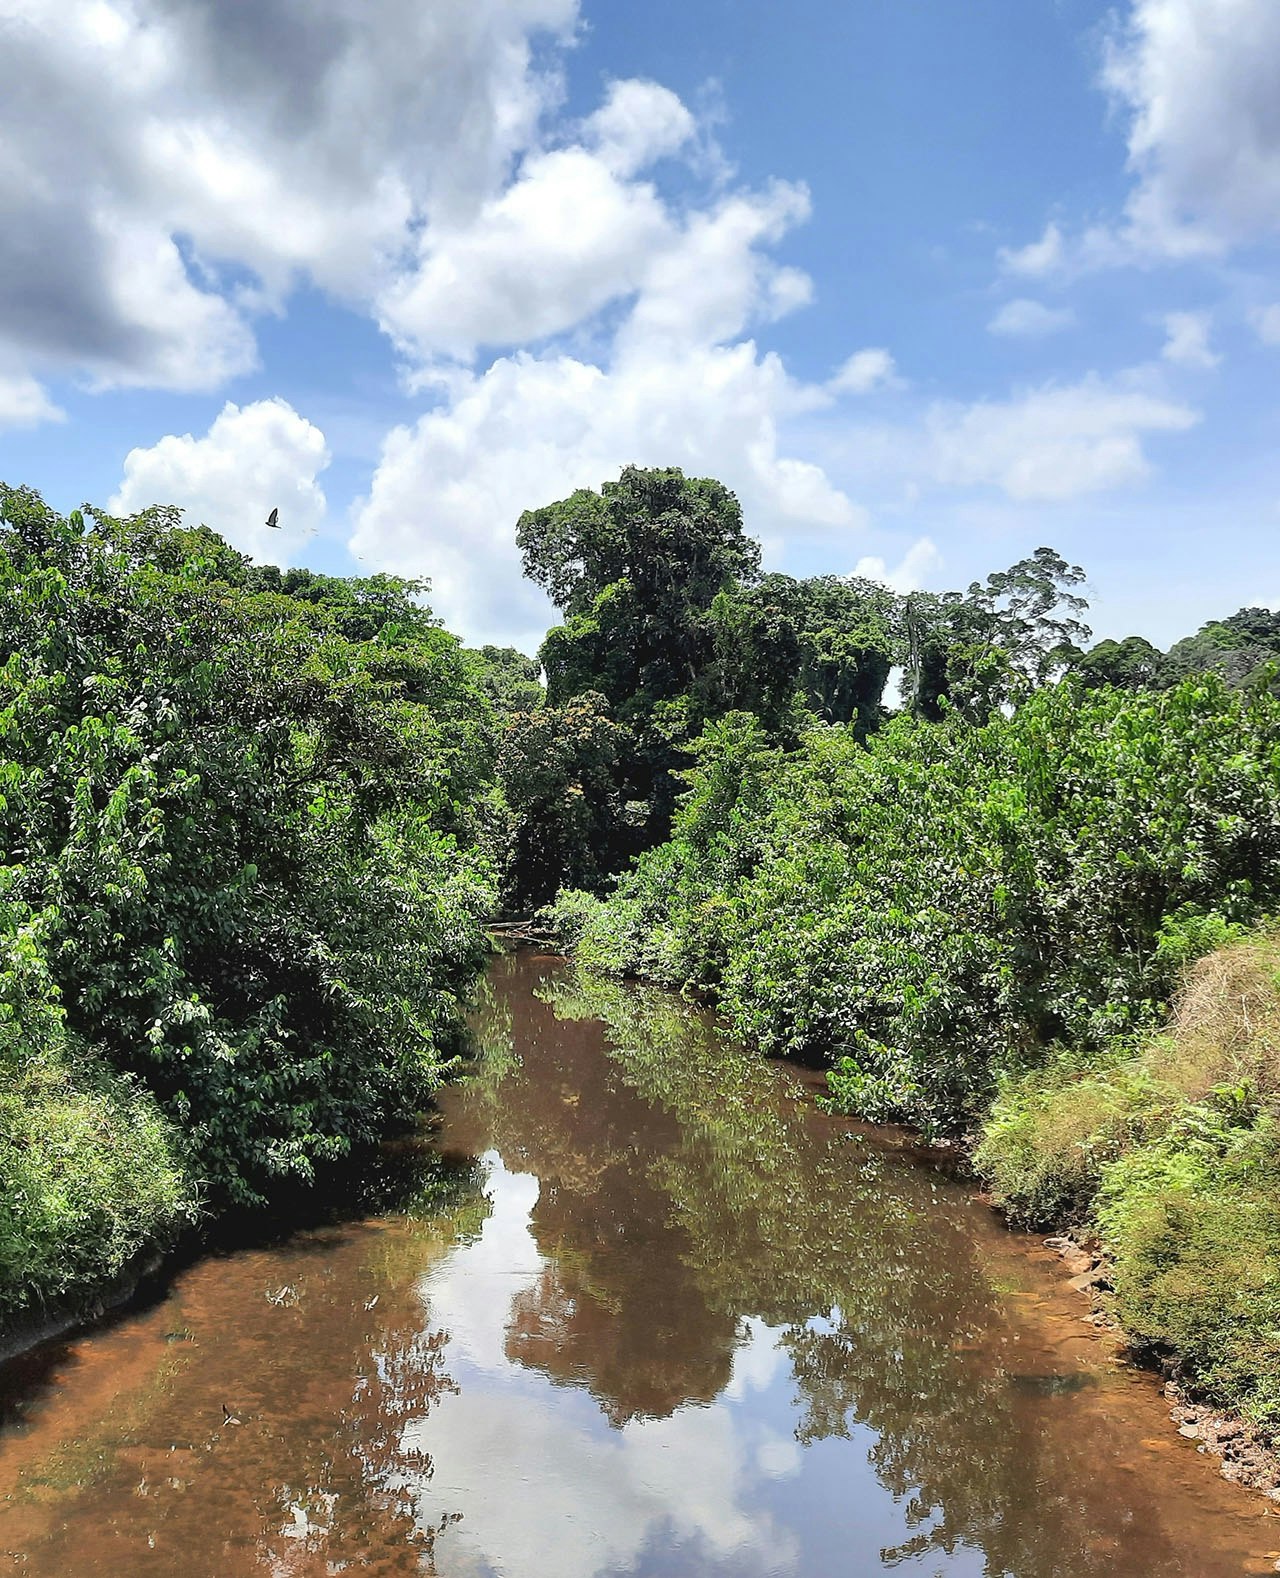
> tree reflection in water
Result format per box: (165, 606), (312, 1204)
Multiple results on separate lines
(0, 1152), (486, 1577)
(512, 959), (1260, 1577)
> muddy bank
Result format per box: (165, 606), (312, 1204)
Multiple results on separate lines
(1039, 1231), (1280, 1504)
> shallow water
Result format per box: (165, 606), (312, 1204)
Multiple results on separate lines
(1, 950), (1277, 1577)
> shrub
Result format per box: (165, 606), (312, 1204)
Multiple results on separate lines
(1097, 1108), (1280, 1431)
(975, 1050), (1177, 1229)
(571, 680), (1280, 1134)
(0, 923), (193, 1316)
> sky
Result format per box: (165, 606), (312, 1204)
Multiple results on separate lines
(1, 0), (1278, 655)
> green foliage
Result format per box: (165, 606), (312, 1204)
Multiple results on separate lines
(0, 484), (497, 1259)
(707, 574), (896, 740)
(1073, 607), (1280, 696)
(564, 676), (1280, 1135)
(0, 920), (193, 1316)
(1098, 1108), (1280, 1430)
(902, 547), (1090, 721)
(975, 1050), (1178, 1229)
(517, 464), (759, 626)
(465, 644), (544, 720)
(495, 692), (629, 911)
(1073, 634), (1166, 691)
(1165, 607), (1280, 691)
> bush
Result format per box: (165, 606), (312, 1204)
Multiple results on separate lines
(1097, 1108), (1280, 1431)
(570, 680), (1280, 1134)
(974, 1049), (1178, 1229)
(0, 924), (193, 1316)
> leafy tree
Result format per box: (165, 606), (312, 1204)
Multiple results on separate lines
(0, 485), (497, 1237)
(1072, 634), (1166, 690)
(974, 546), (1090, 685)
(1164, 607), (1280, 690)
(518, 464), (759, 623)
(902, 548), (1090, 719)
(465, 645), (544, 719)
(708, 574), (896, 740)
(560, 674), (1280, 1135)
(519, 466), (759, 719)
(516, 466), (764, 859)
(245, 563), (441, 646)
(496, 692), (629, 911)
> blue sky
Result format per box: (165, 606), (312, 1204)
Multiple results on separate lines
(1, 0), (1278, 653)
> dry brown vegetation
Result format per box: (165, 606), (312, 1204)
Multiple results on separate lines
(1147, 934), (1280, 1106)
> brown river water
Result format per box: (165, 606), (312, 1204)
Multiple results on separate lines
(1, 949), (1278, 1577)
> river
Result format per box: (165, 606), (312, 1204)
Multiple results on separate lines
(0, 950), (1276, 1576)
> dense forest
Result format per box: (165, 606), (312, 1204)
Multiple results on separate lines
(3, 466), (1279, 1442)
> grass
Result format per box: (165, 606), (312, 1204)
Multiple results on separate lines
(977, 930), (1280, 1434)
(1099, 1110), (1280, 1431)
(0, 1035), (196, 1321)
(974, 1050), (1177, 1229)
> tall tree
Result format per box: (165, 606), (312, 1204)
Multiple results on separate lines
(903, 548), (1090, 720)
(518, 466), (760, 721)
(709, 574), (897, 740)
(1072, 635), (1166, 691)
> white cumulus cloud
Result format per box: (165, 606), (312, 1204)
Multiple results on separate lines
(584, 78), (697, 177)
(617, 182), (815, 357)
(1003, 0), (1280, 273)
(111, 398), (330, 563)
(351, 340), (862, 648)
(0, 370), (64, 430)
(997, 223), (1066, 279)
(378, 142), (674, 362)
(0, 0), (579, 391)
(854, 537), (940, 593)
(927, 374), (1197, 501)
(353, 153), (862, 646)
(987, 299), (1075, 338)
(827, 348), (899, 395)
(1102, 0), (1280, 256)
(1161, 310), (1220, 369)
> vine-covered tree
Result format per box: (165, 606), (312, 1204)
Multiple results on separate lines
(518, 465), (760, 722)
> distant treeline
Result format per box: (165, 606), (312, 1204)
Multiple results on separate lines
(496, 464), (1280, 913)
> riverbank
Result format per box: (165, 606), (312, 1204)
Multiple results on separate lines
(0, 1035), (196, 1335)
(1040, 1229), (1280, 1501)
(979, 934), (1280, 1498)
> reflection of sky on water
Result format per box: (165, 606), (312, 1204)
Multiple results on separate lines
(404, 1150), (988, 1578)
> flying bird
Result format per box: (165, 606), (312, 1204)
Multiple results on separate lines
(266, 508), (279, 529)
